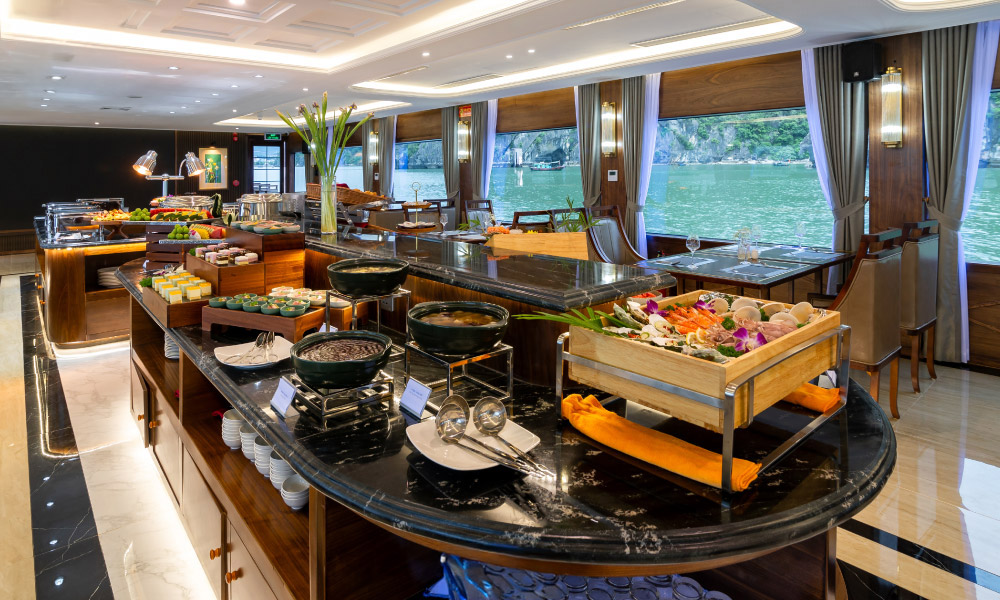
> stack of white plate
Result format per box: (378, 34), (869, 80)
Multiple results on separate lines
(280, 475), (309, 510)
(253, 437), (272, 476)
(164, 336), (180, 360)
(269, 451), (293, 490)
(221, 410), (243, 449)
(239, 424), (257, 460)
(97, 266), (123, 288)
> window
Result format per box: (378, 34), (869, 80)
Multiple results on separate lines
(967, 90), (1000, 265)
(393, 140), (447, 200)
(252, 145), (281, 192)
(335, 146), (364, 190)
(489, 127), (583, 223)
(647, 108), (835, 247)
(293, 152), (306, 193)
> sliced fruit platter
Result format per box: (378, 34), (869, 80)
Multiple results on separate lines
(92, 209), (133, 222)
(163, 223), (227, 240)
(128, 207), (215, 222)
(229, 220), (301, 234)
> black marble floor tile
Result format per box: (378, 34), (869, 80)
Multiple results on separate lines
(19, 276), (112, 599)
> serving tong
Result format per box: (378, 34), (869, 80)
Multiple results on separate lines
(223, 331), (275, 365)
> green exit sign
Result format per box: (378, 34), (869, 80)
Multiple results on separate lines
(264, 133), (280, 141)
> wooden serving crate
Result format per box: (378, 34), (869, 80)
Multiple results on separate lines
(486, 232), (589, 260)
(185, 255), (266, 296)
(201, 305), (328, 342)
(223, 228), (305, 290)
(141, 287), (209, 328)
(564, 290), (841, 433)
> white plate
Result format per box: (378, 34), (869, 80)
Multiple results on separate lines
(406, 419), (540, 471)
(458, 235), (487, 242)
(214, 336), (293, 369)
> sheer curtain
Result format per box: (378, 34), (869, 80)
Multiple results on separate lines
(574, 83), (602, 207)
(376, 116), (396, 199)
(471, 100), (498, 200)
(441, 106), (460, 201)
(361, 119), (375, 192)
(622, 73), (660, 258)
(923, 21), (1000, 363)
(801, 46), (868, 293)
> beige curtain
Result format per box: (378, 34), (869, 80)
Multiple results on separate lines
(361, 119), (375, 192)
(802, 45), (868, 292)
(574, 83), (601, 207)
(376, 116), (396, 199)
(622, 74), (659, 257)
(441, 106), (460, 201)
(923, 22), (999, 363)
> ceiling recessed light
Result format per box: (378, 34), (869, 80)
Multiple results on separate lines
(44, 90), (55, 94)
(48, 75), (62, 80)
(505, 54), (513, 59)
(230, 0), (245, 5)
(302, 88), (308, 91)
(528, 48), (535, 53)
(422, 52), (430, 57)
(94, 122), (99, 125)
(169, 111), (175, 114)
(40, 104), (47, 107)
(235, 127), (240, 130)
(168, 66), (179, 70)
(211, 93), (219, 96)
(43, 98), (50, 101)
(231, 84), (239, 88)
(195, 100), (201, 103)
(232, 109), (237, 112)
(254, 74), (263, 78)
(181, 106), (187, 108)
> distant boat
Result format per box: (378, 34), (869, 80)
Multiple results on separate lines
(772, 160), (791, 166)
(529, 161), (565, 171)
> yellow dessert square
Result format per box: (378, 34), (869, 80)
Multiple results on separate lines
(199, 282), (212, 296)
(186, 287), (202, 301)
(168, 290), (182, 304)
(160, 285), (177, 299)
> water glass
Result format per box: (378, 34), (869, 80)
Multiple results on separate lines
(685, 234), (700, 267)
(671, 576), (704, 600)
(751, 224), (763, 244)
(440, 213), (449, 231)
(794, 221), (806, 250)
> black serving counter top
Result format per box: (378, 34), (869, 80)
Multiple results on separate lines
(118, 260), (895, 572)
(305, 228), (676, 311)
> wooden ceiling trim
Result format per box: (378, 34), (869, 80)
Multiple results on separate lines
(497, 87), (577, 133)
(395, 108), (443, 143)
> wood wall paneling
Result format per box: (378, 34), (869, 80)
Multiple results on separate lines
(868, 33), (925, 232)
(967, 263), (1000, 369)
(497, 87), (577, 133)
(659, 52), (805, 119)
(395, 108), (443, 142)
(599, 80), (627, 211)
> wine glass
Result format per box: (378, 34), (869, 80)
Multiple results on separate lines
(439, 212), (448, 233)
(751, 224), (763, 244)
(685, 234), (700, 268)
(794, 221), (806, 250)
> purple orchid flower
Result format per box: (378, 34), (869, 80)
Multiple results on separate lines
(694, 299), (714, 313)
(643, 299), (668, 318)
(733, 327), (767, 353)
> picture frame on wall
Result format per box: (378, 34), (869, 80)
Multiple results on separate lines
(198, 147), (228, 190)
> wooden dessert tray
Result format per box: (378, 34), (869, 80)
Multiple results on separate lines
(201, 305), (326, 342)
(556, 289), (849, 494)
(141, 287), (209, 328)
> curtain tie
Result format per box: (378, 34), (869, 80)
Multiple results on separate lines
(626, 202), (644, 213)
(831, 199), (867, 221)
(926, 205), (963, 231)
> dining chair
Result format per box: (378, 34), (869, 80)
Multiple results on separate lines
(810, 229), (903, 418)
(511, 210), (555, 233)
(425, 199), (457, 231)
(584, 205), (644, 265)
(463, 199), (494, 230)
(900, 219), (939, 392)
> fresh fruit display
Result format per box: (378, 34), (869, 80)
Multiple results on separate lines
(167, 225), (189, 239)
(518, 294), (823, 363)
(129, 208), (151, 221)
(187, 224), (226, 239)
(151, 208), (211, 221)
(93, 209), (131, 221)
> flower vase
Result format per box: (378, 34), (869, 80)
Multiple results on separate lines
(320, 175), (337, 234)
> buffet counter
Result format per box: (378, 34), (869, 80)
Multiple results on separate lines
(117, 257), (895, 600)
(35, 217), (146, 346)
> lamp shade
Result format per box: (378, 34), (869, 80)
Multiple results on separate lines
(368, 130), (379, 164)
(601, 101), (617, 157)
(457, 120), (471, 163)
(133, 150), (157, 176)
(880, 67), (902, 148)
(181, 152), (205, 176)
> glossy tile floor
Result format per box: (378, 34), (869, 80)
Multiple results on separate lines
(1, 268), (998, 599)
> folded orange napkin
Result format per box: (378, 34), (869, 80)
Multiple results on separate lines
(782, 383), (841, 413)
(561, 394), (761, 491)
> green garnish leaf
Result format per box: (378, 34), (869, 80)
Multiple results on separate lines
(721, 317), (736, 330)
(139, 277), (152, 288)
(717, 345), (744, 358)
(759, 308), (769, 322)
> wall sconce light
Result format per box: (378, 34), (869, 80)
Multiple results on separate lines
(367, 130), (379, 164)
(880, 66), (902, 148)
(457, 119), (471, 163)
(601, 101), (617, 157)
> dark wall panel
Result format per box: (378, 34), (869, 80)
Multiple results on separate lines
(0, 125), (175, 230)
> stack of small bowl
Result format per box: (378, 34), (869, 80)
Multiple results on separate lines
(269, 451), (293, 490)
(280, 474), (309, 510)
(221, 410), (244, 449)
(253, 437), (272, 476)
(240, 424), (257, 460)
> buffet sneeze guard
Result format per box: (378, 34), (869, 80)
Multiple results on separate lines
(556, 325), (852, 494)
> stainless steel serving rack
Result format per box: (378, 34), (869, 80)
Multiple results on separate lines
(324, 288), (411, 361)
(287, 370), (394, 424)
(555, 325), (852, 494)
(404, 339), (514, 403)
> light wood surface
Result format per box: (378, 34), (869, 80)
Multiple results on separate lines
(141, 286), (210, 328)
(186, 255), (267, 296)
(485, 232), (589, 260)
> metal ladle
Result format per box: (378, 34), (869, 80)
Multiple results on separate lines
(434, 396), (534, 475)
(472, 398), (554, 477)
(440, 395), (528, 466)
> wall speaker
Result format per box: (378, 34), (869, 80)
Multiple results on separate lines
(842, 41), (882, 82)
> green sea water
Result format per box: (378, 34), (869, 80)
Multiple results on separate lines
(337, 163), (1000, 264)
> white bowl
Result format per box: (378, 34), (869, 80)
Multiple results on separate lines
(281, 474), (309, 494)
(283, 496), (308, 510)
(222, 409), (242, 422)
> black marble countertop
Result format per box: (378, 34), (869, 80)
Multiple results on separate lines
(305, 227), (677, 310)
(34, 217), (146, 250)
(118, 260), (895, 569)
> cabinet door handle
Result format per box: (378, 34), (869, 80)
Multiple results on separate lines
(137, 414), (144, 421)
(148, 420), (159, 429)
(225, 570), (240, 584)
(209, 548), (222, 560)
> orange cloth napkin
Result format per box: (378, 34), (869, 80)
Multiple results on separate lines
(782, 383), (841, 413)
(561, 394), (761, 491)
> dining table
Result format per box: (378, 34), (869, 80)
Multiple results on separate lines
(638, 243), (853, 300)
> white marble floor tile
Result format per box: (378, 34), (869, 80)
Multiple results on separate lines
(56, 347), (214, 600)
